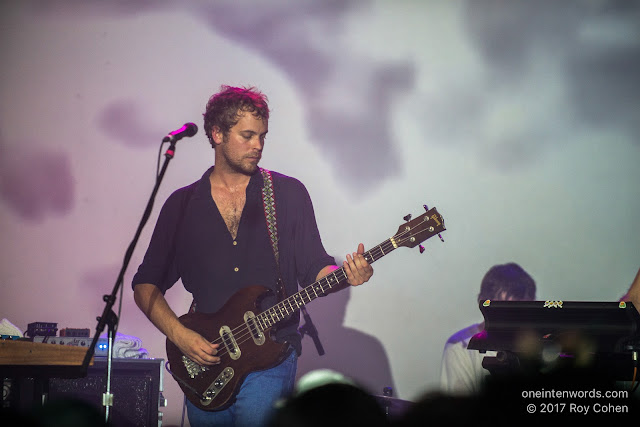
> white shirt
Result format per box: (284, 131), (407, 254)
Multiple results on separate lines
(440, 322), (496, 395)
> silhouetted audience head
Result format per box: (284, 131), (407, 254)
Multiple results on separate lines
(1, 398), (108, 427)
(268, 369), (390, 427)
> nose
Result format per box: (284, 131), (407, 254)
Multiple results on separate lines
(252, 135), (264, 151)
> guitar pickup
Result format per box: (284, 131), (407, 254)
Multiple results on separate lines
(220, 325), (241, 360)
(244, 311), (266, 346)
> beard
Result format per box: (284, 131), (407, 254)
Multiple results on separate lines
(220, 142), (261, 175)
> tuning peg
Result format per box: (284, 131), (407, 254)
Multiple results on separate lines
(419, 244), (425, 253)
(438, 234), (444, 242)
(423, 204), (429, 211)
(403, 214), (412, 221)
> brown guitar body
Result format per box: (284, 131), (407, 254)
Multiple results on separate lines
(164, 206), (446, 412)
(165, 285), (289, 411)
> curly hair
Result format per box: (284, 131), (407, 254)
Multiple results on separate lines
(477, 262), (536, 303)
(203, 85), (270, 148)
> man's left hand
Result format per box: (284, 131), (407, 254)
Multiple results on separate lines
(343, 243), (373, 286)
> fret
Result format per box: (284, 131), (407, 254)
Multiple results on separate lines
(321, 277), (330, 288)
(293, 294), (303, 308)
(286, 298), (295, 313)
(301, 290), (310, 304)
(329, 272), (339, 287)
(249, 209), (443, 345)
(280, 302), (291, 316)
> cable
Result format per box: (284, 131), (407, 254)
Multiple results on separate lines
(181, 394), (187, 427)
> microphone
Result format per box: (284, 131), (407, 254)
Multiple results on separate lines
(162, 122), (198, 143)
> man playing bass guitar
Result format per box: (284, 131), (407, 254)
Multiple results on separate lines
(132, 85), (373, 426)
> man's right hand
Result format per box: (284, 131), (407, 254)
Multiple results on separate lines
(172, 326), (221, 366)
(133, 283), (221, 366)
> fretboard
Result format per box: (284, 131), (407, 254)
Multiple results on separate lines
(256, 236), (398, 330)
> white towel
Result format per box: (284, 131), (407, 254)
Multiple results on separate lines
(100, 331), (149, 359)
(0, 318), (23, 337)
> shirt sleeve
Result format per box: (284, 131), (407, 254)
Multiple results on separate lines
(290, 179), (336, 287)
(131, 188), (188, 293)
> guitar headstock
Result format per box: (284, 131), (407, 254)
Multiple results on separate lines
(393, 206), (446, 249)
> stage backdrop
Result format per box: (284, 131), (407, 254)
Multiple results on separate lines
(1, 1), (638, 425)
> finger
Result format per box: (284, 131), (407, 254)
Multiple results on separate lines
(347, 253), (362, 275)
(353, 251), (368, 268)
(343, 258), (356, 285)
(200, 342), (221, 363)
(197, 349), (220, 366)
(350, 252), (370, 277)
(186, 349), (209, 367)
(350, 251), (373, 284)
(344, 256), (363, 286)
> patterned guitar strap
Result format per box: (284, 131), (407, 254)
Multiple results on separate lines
(189, 168), (285, 313)
(259, 168), (288, 302)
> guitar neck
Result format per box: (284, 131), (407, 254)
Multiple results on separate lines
(257, 237), (397, 328)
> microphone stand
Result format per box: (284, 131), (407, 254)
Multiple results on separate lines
(298, 306), (325, 356)
(81, 141), (179, 423)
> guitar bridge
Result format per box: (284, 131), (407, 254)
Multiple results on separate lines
(201, 367), (234, 406)
(182, 355), (209, 379)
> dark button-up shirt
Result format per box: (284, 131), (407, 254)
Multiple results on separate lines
(132, 166), (335, 353)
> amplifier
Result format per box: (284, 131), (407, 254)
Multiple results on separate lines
(60, 328), (90, 338)
(26, 322), (57, 338)
(3, 358), (165, 427)
(32, 336), (109, 356)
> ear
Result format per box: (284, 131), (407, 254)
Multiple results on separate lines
(212, 126), (223, 146)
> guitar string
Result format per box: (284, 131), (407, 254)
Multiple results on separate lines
(203, 228), (426, 360)
(209, 264), (353, 360)
(208, 237), (396, 359)
(192, 222), (436, 361)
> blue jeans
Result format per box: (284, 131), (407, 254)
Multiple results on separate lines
(186, 350), (297, 426)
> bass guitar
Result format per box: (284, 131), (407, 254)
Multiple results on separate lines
(166, 206), (446, 411)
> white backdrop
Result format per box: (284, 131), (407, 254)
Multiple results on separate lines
(1, 1), (639, 425)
